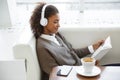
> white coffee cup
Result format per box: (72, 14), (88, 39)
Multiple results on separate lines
(81, 57), (96, 73)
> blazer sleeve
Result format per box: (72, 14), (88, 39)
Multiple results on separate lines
(57, 32), (91, 58)
(73, 47), (91, 58)
(37, 46), (58, 74)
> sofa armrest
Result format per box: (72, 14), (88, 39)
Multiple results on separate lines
(13, 41), (41, 80)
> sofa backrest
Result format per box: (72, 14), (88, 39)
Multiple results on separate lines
(13, 28), (41, 80)
(59, 27), (120, 65)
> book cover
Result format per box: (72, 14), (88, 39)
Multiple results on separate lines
(91, 36), (112, 60)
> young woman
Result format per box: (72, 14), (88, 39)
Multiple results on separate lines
(30, 3), (104, 80)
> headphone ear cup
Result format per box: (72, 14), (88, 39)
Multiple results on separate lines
(40, 18), (48, 26)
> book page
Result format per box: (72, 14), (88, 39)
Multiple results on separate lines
(91, 36), (112, 60)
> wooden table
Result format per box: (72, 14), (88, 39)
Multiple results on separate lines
(49, 66), (120, 80)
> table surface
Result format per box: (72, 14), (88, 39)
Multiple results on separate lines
(49, 66), (120, 80)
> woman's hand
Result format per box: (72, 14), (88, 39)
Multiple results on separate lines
(95, 60), (100, 66)
(93, 40), (104, 51)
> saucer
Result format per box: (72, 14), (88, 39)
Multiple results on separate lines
(76, 66), (101, 77)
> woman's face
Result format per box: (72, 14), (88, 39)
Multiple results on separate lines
(43, 13), (60, 35)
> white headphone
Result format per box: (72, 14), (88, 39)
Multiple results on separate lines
(40, 4), (49, 26)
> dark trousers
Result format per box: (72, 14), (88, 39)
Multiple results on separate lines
(41, 71), (49, 80)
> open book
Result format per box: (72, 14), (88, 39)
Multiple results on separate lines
(91, 36), (112, 60)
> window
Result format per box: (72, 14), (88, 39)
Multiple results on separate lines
(15, 0), (120, 27)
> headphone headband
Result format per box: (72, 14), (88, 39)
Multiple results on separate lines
(40, 4), (49, 26)
(41, 4), (49, 19)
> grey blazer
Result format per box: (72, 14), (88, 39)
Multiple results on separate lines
(36, 32), (91, 74)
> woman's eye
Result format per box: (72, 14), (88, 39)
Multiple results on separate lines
(54, 21), (58, 23)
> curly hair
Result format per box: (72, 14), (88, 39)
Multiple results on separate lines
(30, 3), (59, 39)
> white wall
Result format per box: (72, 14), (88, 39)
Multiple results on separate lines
(0, 0), (17, 28)
(0, 0), (11, 27)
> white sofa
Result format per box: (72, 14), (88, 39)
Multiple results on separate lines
(13, 26), (120, 80)
(13, 28), (41, 80)
(59, 27), (120, 65)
